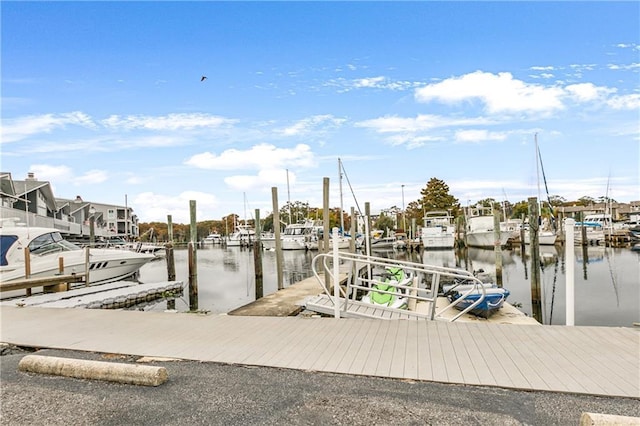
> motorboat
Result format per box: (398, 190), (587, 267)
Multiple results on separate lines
(421, 211), (455, 249)
(464, 205), (510, 249)
(202, 233), (222, 244)
(304, 224), (351, 251)
(444, 281), (510, 319)
(0, 226), (155, 287)
(368, 230), (397, 251)
(392, 232), (408, 250)
(523, 228), (558, 245)
(226, 224), (255, 247)
(262, 220), (315, 251)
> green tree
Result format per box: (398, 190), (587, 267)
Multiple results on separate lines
(511, 201), (529, 219)
(577, 196), (595, 206)
(548, 195), (567, 206)
(419, 178), (460, 216)
(373, 214), (396, 237)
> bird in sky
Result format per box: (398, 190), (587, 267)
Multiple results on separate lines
(200, 76), (207, 82)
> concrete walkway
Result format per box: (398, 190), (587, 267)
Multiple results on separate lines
(1, 306), (638, 399)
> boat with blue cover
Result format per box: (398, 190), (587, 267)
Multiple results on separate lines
(444, 282), (510, 318)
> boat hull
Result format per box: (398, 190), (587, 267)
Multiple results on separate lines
(448, 287), (510, 318)
(465, 231), (510, 249)
(0, 248), (155, 286)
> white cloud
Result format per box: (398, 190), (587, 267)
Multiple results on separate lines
(324, 76), (418, 92)
(27, 164), (108, 186)
(102, 113), (236, 131)
(355, 114), (494, 133)
(184, 143), (317, 171)
(606, 93), (640, 110)
(386, 134), (444, 149)
(29, 164), (74, 182)
(77, 170), (108, 185)
(224, 168), (294, 191)
(1, 112), (95, 143)
(414, 71), (566, 114)
(454, 129), (508, 144)
(134, 191), (218, 223)
(607, 62), (640, 71)
(565, 83), (616, 102)
(530, 66), (555, 71)
(278, 115), (346, 136)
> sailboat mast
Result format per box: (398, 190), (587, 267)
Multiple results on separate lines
(339, 158), (344, 233)
(286, 169), (292, 224)
(535, 133), (542, 214)
(243, 192), (247, 226)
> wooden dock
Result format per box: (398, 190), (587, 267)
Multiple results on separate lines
(1, 306), (637, 398)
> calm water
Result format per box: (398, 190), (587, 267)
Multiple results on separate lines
(137, 244), (640, 328)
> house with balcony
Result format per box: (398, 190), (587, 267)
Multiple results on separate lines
(0, 172), (141, 240)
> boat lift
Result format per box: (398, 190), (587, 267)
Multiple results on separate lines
(306, 231), (488, 322)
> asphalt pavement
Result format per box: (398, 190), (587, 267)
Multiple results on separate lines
(1, 345), (638, 425)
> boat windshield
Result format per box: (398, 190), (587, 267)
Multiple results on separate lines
(284, 227), (304, 236)
(28, 232), (81, 255)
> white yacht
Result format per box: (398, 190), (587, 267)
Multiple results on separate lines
(226, 225), (255, 247)
(0, 226), (155, 290)
(421, 211), (455, 249)
(464, 205), (510, 249)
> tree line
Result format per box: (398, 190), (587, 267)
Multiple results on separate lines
(138, 177), (616, 242)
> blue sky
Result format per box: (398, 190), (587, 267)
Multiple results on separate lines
(2, 2), (639, 224)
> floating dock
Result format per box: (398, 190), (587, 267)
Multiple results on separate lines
(0, 281), (184, 310)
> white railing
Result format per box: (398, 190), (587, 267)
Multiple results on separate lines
(1, 206), (93, 237)
(311, 231), (488, 322)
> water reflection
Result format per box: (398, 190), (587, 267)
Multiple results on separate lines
(136, 244), (639, 327)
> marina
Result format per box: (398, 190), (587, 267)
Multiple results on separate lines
(133, 244), (638, 327)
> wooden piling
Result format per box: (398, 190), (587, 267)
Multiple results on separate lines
(165, 241), (176, 310)
(272, 187), (284, 290)
(165, 242), (176, 281)
(322, 177), (330, 254)
(528, 197), (542, 323)
(253, 209), (263, 299)
(322, 177), (330, 291)
(44, 258), (68, 293)
(24, 248), (31, 297)
(349, 207), (356, 253)
(167, 214), (173, 243)
(85, 247), (90, 286)
(493, 209), (503, 287)
(188, 242), (198, 311)
(520, 213), (526, 251)
(188, 200), (198, 311)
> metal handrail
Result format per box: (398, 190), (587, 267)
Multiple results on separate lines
(311, 250), (487, 322)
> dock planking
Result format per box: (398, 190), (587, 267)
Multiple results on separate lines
(0, 306), (638, 398)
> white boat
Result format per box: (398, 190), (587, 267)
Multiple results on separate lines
(464, 205), (510, 249)
(263, 220), (315, 251)
(203, 233), (222, 244)
(226, 225), (255, 247)
(369, 230), (397, 250)
(523, 228), (557, 245)
(304, 225), (351, 251)
(0, 226), (155, 288)
(392, 232), (408, 250)
(573, 215), (609, 245)
(421, 211), (455, 249)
